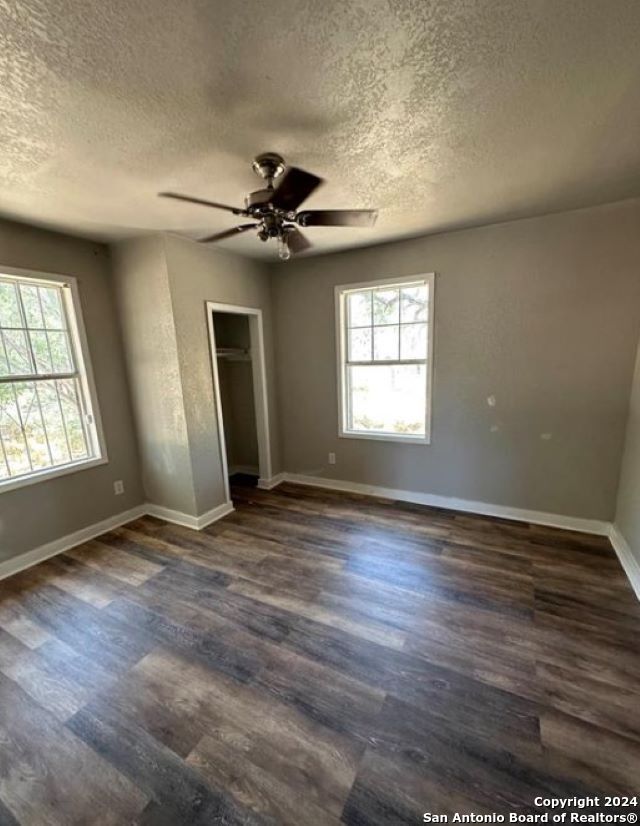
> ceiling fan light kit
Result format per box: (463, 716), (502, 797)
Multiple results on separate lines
(159, 153), (378, 260)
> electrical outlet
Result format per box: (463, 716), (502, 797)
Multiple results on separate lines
(328, 452), (336, 465)
(114, 480), (125, 495)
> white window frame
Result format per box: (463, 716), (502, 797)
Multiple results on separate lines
(335, 273), (435, 445)
(0, 265), (108, 494)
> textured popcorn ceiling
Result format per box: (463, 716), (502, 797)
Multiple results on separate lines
(1, 0), (640, 258)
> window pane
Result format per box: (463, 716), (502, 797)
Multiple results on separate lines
(400, 323), (428, 360)
(2, 329), (33, 375)
(373, 289), (399, 325)
(348, 327), (372, 361)
(20, 284), (44, 328)
(0, 385), (31, 476)
(0, 448), (8, 479)
(0, 335), (8, 375)
(40, 286), (65, 330)
(48, 331), (73, 373)
(57, 379), (89, 460)
(39, 381), (72, 465)
(348, 364), (426, 436)
(347, 291), (371, 327)
(400, 285), (428, 322)
(0, 378), (91, 479)
(373, 325), (399, 361)
(0, 282), (21, 327)
(29, 331), (53, 373)
(16, 382), (52, 470)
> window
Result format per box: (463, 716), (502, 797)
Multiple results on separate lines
(336, 274), (434, 443)
(0, 269), (106, 491)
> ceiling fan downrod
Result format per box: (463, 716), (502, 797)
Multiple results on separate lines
(251, 152), (285, 189)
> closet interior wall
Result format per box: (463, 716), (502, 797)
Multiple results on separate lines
(212, 312), (259, 477)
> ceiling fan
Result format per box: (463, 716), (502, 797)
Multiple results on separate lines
(159, 152), (378, 260)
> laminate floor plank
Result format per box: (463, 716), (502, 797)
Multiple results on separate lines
(112, 648), (363, 818)
(0, 481), (637, 824)
(224, 513), (357, 563)
(540, 710), (640, 793)
(34, 554), (131, 608)
(221, 526), (350, 570)
(252, 642), (387, 741)
(342, 695), (600, 821)
(103, 597), (262, 683)
(187, 733), (342, 825)
(19, 583), (152, 669)
(66, 695), (266, 826)
(0, 672), (147, 825)
(344, 549), (533, 618)
(65, 539), (165, 586)
(536, 660), (640, 742)
(0, 597), (52, 650)
(534, 616), (640, 687)
(105, 525), (193, 564)
(228, 577), (407, 649)
(0, 628), (91, 721)
(342, 749), (493, 824)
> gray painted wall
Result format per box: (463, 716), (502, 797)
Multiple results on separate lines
(0, 219), (143, 560)
(112, 234), (279, 518)
(164, 234), (281, 514)
(111, 236), (198, 516)
(272, 198), (640, 520)
(614, 337), (640, 559)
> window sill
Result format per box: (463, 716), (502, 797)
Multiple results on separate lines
(339, 430), (430, 445)
(0, 456), (108, 495)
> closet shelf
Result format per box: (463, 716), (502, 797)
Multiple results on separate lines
(216, 347), (251, 361)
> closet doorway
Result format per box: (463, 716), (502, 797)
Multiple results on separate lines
(206, 302), (272, 504)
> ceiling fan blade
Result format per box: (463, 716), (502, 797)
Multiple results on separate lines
(285, 227), (313, 255)
(270, 167), (323, 211)
(296, 209), (378, 228)
(159, 192), (247, 216)
(198, 224), (257, 243)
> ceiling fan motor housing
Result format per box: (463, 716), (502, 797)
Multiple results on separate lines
(245, 188), (276, 212)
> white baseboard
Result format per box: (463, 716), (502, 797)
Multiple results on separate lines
(145, 503), (195, 529)
(145, 501), (234, 530)
(0, 504), (147, 583)
(0, 499), (235, 583)
(608, 524), (640, 601)
(280, 472), (610, 536)
(257, 473), (286, 490)
(196, 501), (235, 529)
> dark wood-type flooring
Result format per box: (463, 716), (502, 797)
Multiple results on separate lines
(0, 482), (639, 824)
